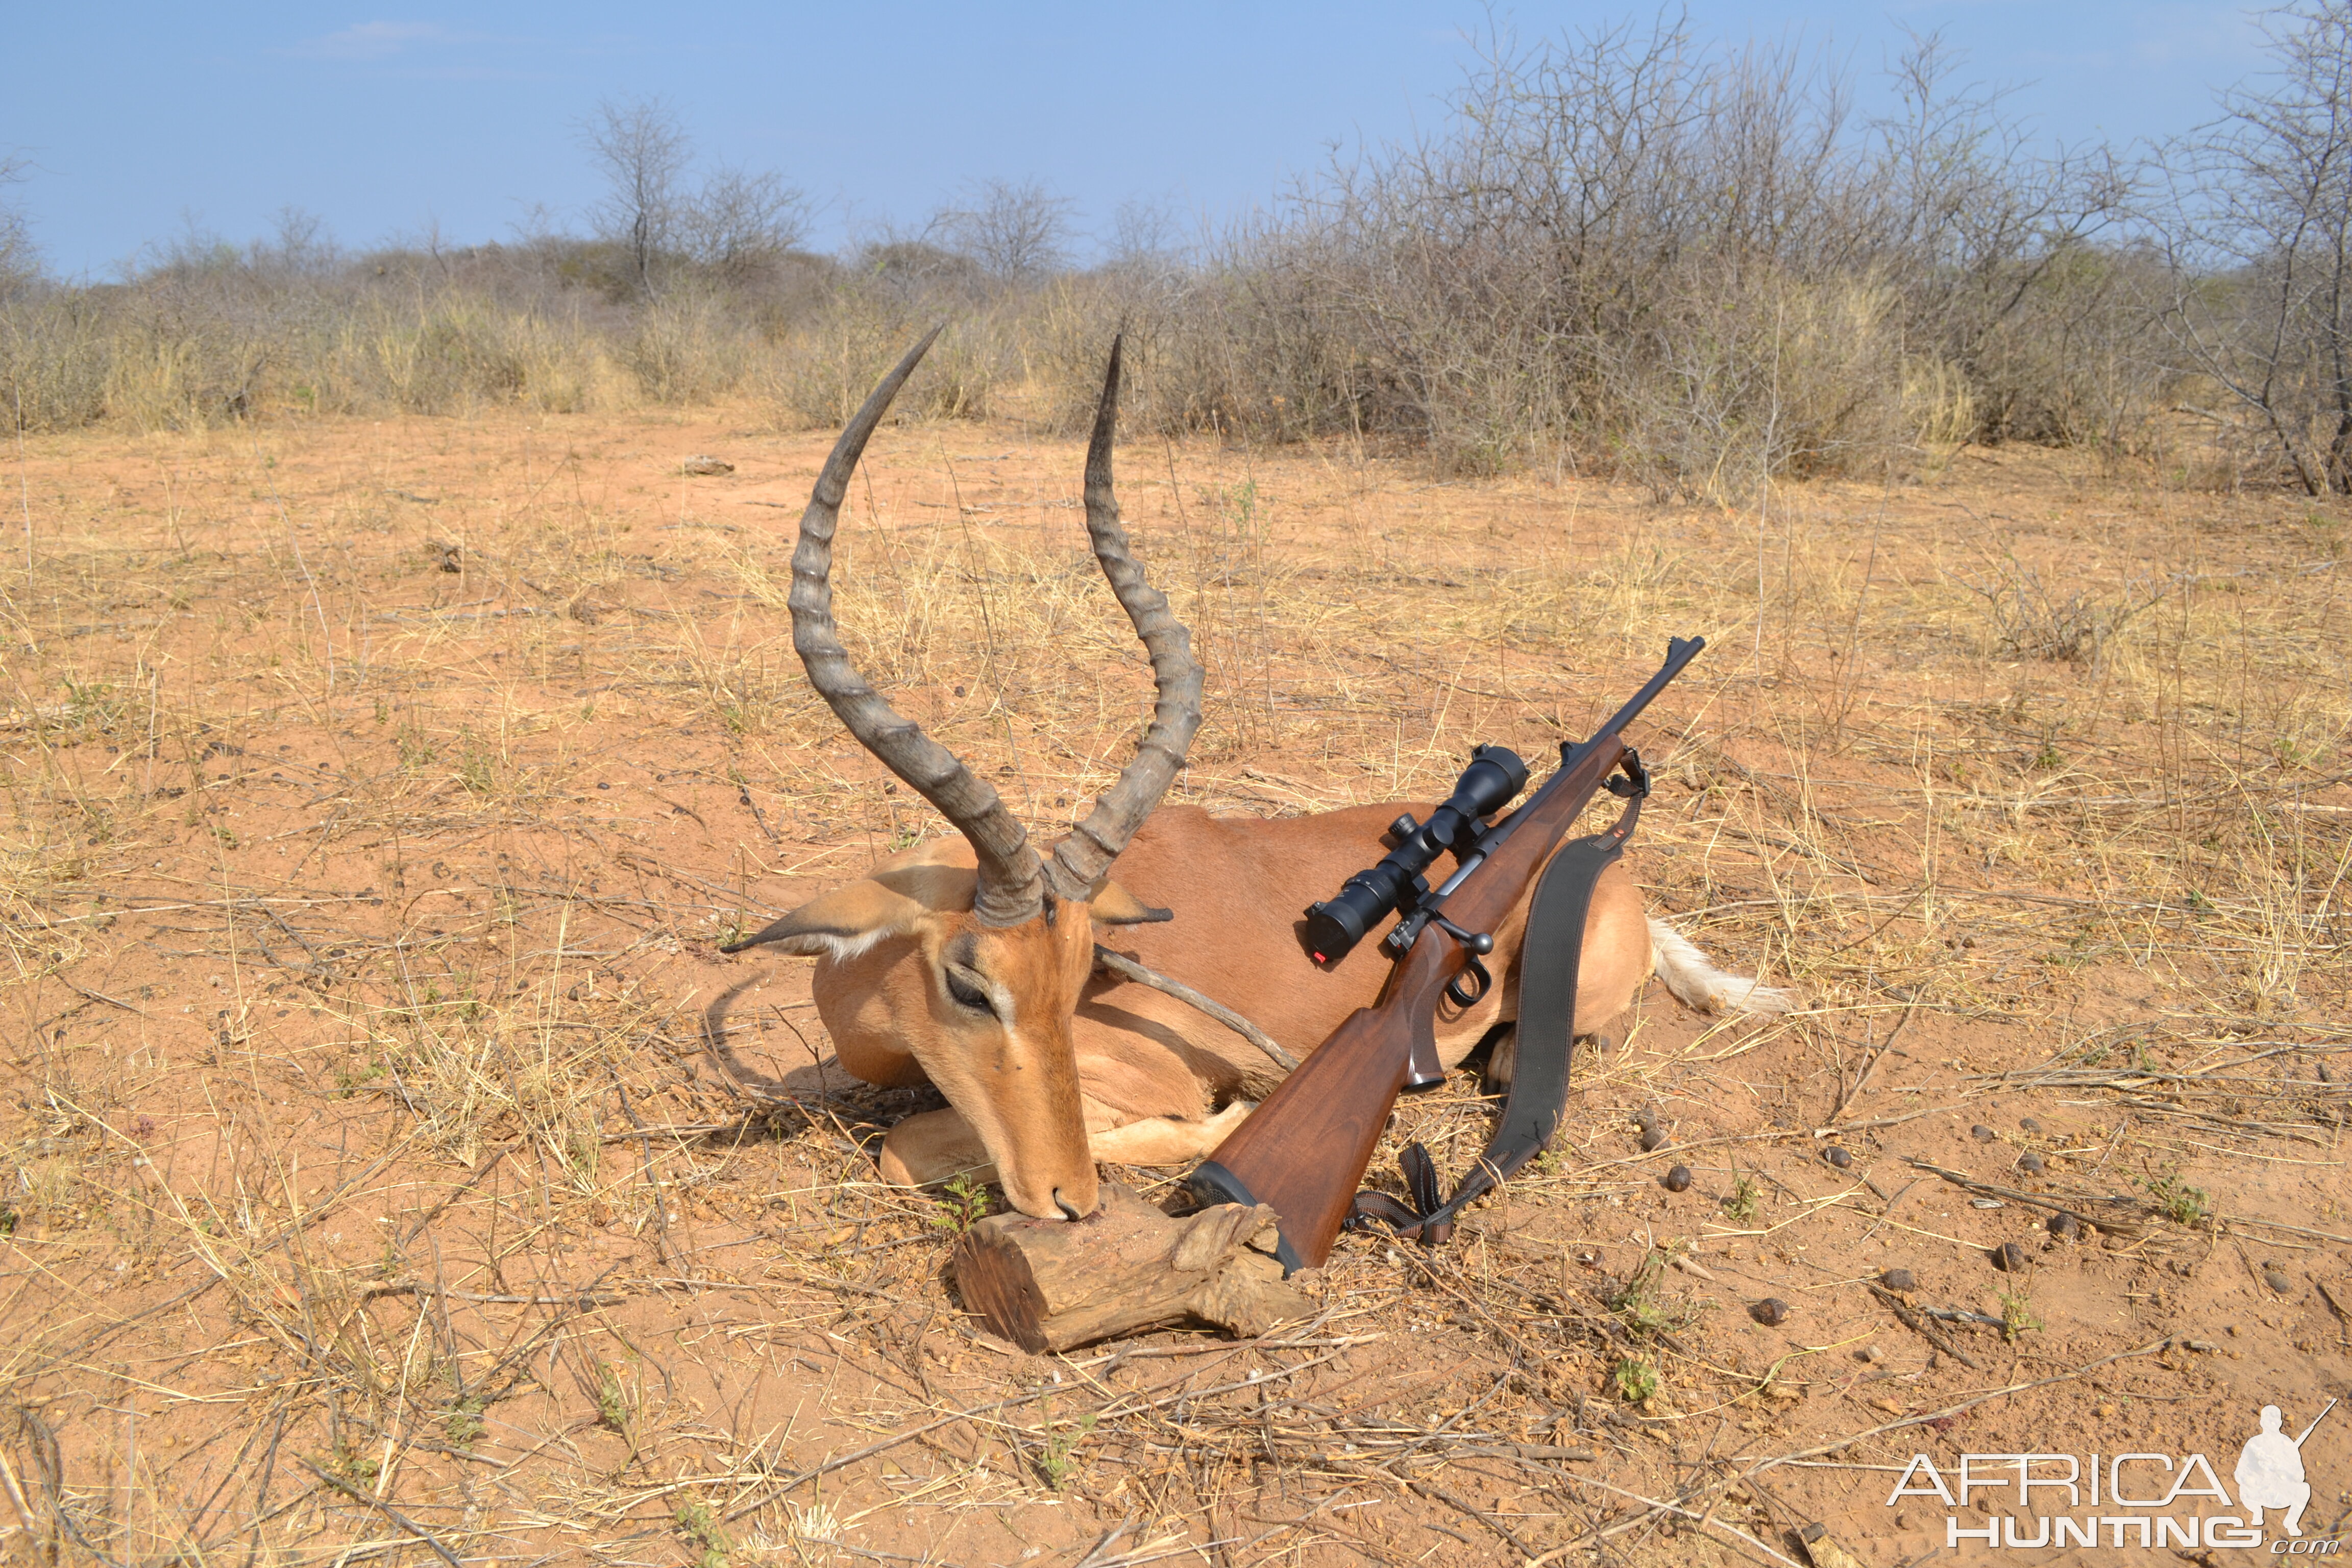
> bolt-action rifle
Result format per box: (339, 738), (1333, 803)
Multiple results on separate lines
(1189, 636), (1707, 1271)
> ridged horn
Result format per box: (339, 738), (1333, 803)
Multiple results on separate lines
(1044, 336), (1205, 901)
(790, 326), (1047, 927)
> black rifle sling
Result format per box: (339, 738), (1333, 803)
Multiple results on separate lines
(1349, 772), (1647, 1245)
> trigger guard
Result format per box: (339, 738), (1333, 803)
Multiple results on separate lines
(1446, 953), (1492, 1009)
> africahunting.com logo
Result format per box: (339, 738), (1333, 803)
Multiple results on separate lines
(1884, 1400), (2337, 1552)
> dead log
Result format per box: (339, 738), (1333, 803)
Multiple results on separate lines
(950, 1183), (1313, 1352)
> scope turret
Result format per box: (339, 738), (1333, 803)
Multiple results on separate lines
(1301, 745), (1528, 964)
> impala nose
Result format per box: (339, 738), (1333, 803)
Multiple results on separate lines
(1052, 1189), (1086, 1222)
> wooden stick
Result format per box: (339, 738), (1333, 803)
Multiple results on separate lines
(1093, 946), (1300, 1071)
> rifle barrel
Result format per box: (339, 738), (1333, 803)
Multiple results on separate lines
(1469, 636), (1704, 868)
(1564, 634), (1705, 775)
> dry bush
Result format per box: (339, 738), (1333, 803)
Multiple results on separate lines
(619, 285), (750, 405)
(323, 293), (621, 415)
(2152, 1), (2352, 495)
(1955, 549), (2164, 664)
(1599, 266), (1912, 500)
(769, 275), (1004, 429)
(1014, 18), (2175, 489)
(0, 9), (2333, 503)
(0, 291), (110, 429)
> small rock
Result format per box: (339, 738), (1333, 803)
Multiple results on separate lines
(1750, 1297), (1791, 1327)
(2019, 1116), (2043, 1133)
(681, 454), (735, 476)
(1880, 1268), (1918, 1293)
(2265, 1269), (2293, 1294)
(1661, 1164), (1693, 1192)
(1990, 1241), (2031, 1272)
(1823, 1146), (1852, 1169)
(1970, 1123), (1997, 1142)
(2047, 1212), (2084, 1242)
(1639, 1125), (1666, 1152)
(2017, 1152), (2046, 1175)
(1856, 1344), (1884, 1364)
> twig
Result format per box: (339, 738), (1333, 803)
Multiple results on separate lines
(1552, 1468), (1809, 1568)
(1398, 1475), (1534, 1557)
(1867, 1284), (1981, 1370)
(1093, 946), (1300, 1071)
(0, 1445), (35, 1534)
(1070, 1514), (1136, 1568)
(361, 1278), (622, 1308)
(1738, 1338), (2172, 1474)
(1901, 1158), (2147, 1237)
(54, 977), (147, 1016)
(1830, 993), (1918, 1120)
(296, 1460), (462, 1568)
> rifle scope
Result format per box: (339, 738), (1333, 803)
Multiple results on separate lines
(1301, 744), (1529, 965)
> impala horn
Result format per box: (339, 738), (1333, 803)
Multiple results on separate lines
(1045, 336), (1203, 900)
(789, 330), (1201, 927)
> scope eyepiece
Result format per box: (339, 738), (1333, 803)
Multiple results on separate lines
(1300, 744), (1528, 965)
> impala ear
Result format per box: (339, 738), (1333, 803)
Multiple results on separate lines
(723, 879), (928, 959)
(1090, 879), (1173, 926)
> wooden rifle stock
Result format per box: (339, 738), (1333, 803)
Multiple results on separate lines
(1191, 637), (1702, 1270)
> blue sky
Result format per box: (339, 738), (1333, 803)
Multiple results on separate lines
(4, 3), (2267, 279)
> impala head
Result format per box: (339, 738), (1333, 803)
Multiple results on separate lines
(725, 332), (1202, 1220)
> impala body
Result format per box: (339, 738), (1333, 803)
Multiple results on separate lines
(728, 333), (1788, 1220)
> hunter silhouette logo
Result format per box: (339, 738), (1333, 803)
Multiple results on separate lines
(1883, 1397), (2339, 1551)
(2239, 1400), (2334, 1538)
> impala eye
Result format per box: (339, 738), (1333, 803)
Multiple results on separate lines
(944, 967), (992, 1014)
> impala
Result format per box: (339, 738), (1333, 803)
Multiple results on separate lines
(726, 332), (1789, 1220)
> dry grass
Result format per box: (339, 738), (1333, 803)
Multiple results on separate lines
(0, 401), (2346, 1566)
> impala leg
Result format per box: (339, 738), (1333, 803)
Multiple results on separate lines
(877, 1100), (1260, 1191)
(877, 1108), (997, 1190)
(1486, 1028), (1615, 1091)
(1084, 1099), (1256, 1167)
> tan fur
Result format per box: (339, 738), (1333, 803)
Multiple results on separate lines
(741, 805), (1788, 1217)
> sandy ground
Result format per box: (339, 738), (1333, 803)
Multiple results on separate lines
(1, 398), (2347, 1567)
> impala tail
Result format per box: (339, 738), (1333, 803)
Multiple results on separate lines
(1646, 918), (1795, 1015)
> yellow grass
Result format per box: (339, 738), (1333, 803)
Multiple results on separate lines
(1, 400), (2345, 1566)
